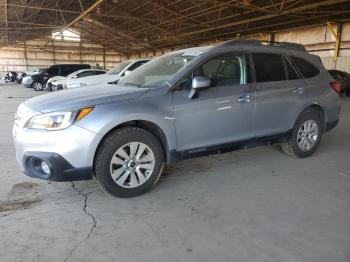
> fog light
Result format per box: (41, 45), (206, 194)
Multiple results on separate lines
(40, 161), (51, 175)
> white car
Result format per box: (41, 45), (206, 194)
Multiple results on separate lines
(47, 69), (106, 91)
(59, 59), (150, 90)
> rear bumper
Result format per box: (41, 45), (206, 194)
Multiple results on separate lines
(23, 152), (93, 181)
(326, 119), (339, 132)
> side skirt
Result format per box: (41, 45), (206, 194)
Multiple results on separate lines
(169, 130), (292, 163)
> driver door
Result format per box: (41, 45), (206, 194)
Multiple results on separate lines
(172, 53), (254, 152)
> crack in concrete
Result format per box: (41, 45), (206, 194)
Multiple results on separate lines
(63, 182), (97, 262)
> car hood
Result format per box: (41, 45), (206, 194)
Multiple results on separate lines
(66, 73), (120, 87)
(24, 84), (148, 113)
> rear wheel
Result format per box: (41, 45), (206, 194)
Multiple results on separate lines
(94, 127), (164, 198)
(281, 110), (322, 158)
(32, 81), (43, 91)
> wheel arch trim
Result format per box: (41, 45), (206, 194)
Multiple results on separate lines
(92, 119), (173, 169)
(291, 103), (326, 131)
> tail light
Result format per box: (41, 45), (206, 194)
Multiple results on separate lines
(330, 81), (341, 94)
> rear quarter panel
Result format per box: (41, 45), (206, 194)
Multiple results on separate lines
(288, 54), (340, 129)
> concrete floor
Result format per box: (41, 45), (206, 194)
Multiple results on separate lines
(0, 82), (349, 262)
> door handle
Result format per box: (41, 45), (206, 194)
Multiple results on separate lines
(293, 87), (304, 94)
(238, 94), (252, 103)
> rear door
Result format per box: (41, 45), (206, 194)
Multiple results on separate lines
(173, 52), (254, 151)
(251, 53), (308, 137)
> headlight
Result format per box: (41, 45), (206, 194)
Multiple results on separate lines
(67, 83), (87, 89)
(26, 107), (93, 130)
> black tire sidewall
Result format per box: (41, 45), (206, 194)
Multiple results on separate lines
(95, 128), (164, 198)
(290, 111), (322, 158)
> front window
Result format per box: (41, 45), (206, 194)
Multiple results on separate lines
(194, 53), (245, 86)
(107, 61), (132, 75)
(119, 49), (208, 88)
(178, 53), (246, 90)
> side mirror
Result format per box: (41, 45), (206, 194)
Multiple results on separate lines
(71, 75), (78, 79)
(192, 76), (210, 89)
(188, 76), (211, 99)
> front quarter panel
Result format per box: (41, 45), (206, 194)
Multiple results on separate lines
(75, 88), (177, 157)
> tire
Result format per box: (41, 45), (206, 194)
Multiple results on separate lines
(281, 110), (322, 158)
(94, 127), (164, 198)
(32, 81), (43, 91)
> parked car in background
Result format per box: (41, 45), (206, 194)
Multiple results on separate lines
(49, 69), (107, 91)
(16, 72), (26, 84)
(65, 59), (149, 89)
(17, 68), (48, 84)
(4, 71), (18, 82)
(22, 64), (90, 91)
(328, 70), (350, 96)
(13, 40), (341, 198)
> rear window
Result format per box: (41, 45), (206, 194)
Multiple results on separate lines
(284, 57), (300, 80)
(252, 53), (286, 82)
(290, 56), (320, 78)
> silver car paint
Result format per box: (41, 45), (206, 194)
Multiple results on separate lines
(14, 45), (341, 173)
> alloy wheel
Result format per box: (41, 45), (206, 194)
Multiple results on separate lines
(33, 82), (43, 91)
(297, 120), (319, 151)
(109, 142), (155, 188)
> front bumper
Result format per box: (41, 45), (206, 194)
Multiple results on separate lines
(326, 119), (339, 132)
(23, 152), (92, 181)
(13, 105), (102, 181)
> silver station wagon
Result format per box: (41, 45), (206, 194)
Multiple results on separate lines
(13, 40), (341, 197)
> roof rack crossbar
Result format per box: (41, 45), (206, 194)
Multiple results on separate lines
(219, 39), (306, 51)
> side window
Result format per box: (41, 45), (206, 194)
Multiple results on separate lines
(193, 53), (245, 86)
(127, 61), (147, 72)
(290, 56), (320, 78)
(252, 53), (286, 82)
(77, 71), (91, 78)
(284, 57), (300, 80)
(47, 66), (59, 75)
(94, 70), (105, 75)
(60, 66), (75, 76)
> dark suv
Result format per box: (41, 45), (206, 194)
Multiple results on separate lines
(22, 64), (90, 91)
(14, 40), (341, 197)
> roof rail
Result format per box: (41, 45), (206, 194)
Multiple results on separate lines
(219, 39), (306, 52)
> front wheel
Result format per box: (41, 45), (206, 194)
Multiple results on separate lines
(32, 81), (43, 91)
(94, 127), (164, 198)
(281, 110), (322, 158)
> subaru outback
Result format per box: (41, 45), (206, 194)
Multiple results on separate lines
(13, 40), (341, 198)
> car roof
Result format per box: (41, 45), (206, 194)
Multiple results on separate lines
(50, 64), (90, 67)
(171, 46), (212, 56)
(74, 69), (105, 73)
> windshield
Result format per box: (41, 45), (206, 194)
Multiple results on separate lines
(66, 71), (80, 78)
(107, 61), (132, 75)
(119, 50), (206, 88)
